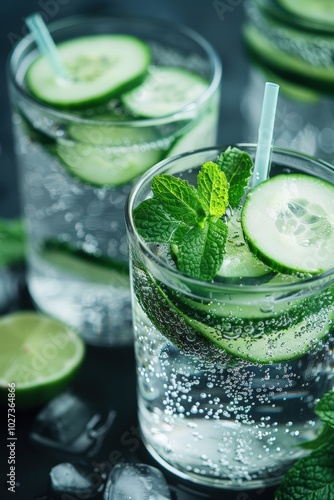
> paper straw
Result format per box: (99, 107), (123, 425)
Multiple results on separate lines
(26, 13), (70, 81)
(253, 82), (279, 185)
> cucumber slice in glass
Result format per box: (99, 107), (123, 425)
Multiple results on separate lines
(241, 174), (334, 275)
(122, 67), (208, 117)
(26, 35), (151, 107)
(276, 0), (334, 24)
(217, 209), (271, 279)
(244, 25), (334, 91)
(168, 112), (217, 157)
(40, 240), (129, 288)
(134, 264), (333, 364)
(56, 133), (163, 187)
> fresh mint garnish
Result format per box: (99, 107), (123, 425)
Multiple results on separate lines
(0, 218), (26, 266)
(133, 148), (253, 281)
(275, 390), (334, 499)
(217, 146), (253, 208)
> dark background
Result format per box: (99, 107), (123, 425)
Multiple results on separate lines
(0, 2), (275, 500)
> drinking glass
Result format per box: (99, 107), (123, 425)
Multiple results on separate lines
(242, 0), (334, 163)
(126, 145), (334, 489)
(8, 16), (221, 346)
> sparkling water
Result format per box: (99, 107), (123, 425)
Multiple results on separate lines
(10, 39), (219, 345)
(134, 296), (334, 489)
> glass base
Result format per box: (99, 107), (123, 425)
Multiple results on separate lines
(141, 434), (283, 492)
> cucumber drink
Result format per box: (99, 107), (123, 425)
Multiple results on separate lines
(243, 0), (334, 164)
(8, 16), (221, 346)
(126, 145), (334, 489)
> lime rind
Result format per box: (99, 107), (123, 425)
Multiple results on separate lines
(0, 312), (85, 408)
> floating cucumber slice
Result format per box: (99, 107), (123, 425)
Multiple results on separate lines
(40, 241), (129, 288)
(244, 25), (334, 92)
(133, 262), (230, 363)
(276, 0), (334, 24)
(56, 136), (163, 187)
(217, 209), (272, 279)
(241, 174), (334, 274)
(26, 35), (151, 107)
(190, 310), (332, 364)
(134, 263), (333, 364)
(168, 112), (217, 157)
(122, 67), (208, 117)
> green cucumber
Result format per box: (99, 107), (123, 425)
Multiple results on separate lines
(56, 132), (163, 187)
(40, 240), (129, 288)
(26, 35), (151, 107)
(241, 174), (334, 275)
(276, 0), (334, 24)
(244, 25), (334, 93)
(134, 263), (333, 364)
(168, 111), (217, 157)
(217, 209), (272, 280)
(122, 67), (208, 118)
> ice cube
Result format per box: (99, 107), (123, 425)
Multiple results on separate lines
(50, 462), (103, 499)
(30, 392), (116, 455)
(104, 463), (172, 500)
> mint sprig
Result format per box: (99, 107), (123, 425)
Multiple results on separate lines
(133, 148), (252, 281)
(275, 390), (334, 499)
(217, 146), (253, 208)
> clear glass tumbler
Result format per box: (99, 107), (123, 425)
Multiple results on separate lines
(8, 16), (221, 346)
(242, 0), (334, 163)
(126, 145), (334, 490)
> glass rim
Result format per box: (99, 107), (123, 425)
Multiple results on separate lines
(7, 13), (222, 127)
(126, 143), (334, 294)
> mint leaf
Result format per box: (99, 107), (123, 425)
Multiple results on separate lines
(0, 218), (26, 266)
(299, 424), (334, 451)
(152, 174), (206, 225)
(133, 198), (189, 243)
(197, 162), (229, 217)
(275, 441), (334, 500)
(217, 147), (253, 208)
(178, 218), (228, 281)
(315, 391), (334, 428)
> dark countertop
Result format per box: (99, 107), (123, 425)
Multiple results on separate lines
(0, 1), (277, 498)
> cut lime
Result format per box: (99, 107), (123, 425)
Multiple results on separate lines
(26, 35), (151, 107)
(276, 0), (334, 24)
(0, 312), (85, 408)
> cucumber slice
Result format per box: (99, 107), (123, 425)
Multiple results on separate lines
(26, 35), (151, 107)
(56, 135), (163, 187)
(241, 174), (334, 275)
(40, 240), (129, 288)
(168, 112), (217, 157)
(244, 25), (334, 92)
(276, 0), (334, 24)
(122, 67), (208, 118)
(190, 310), (332, 364)
(217, 209), (271, 279)
(134, 262), (333, 364)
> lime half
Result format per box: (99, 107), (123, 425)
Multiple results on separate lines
(0, 312), (85, 408)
